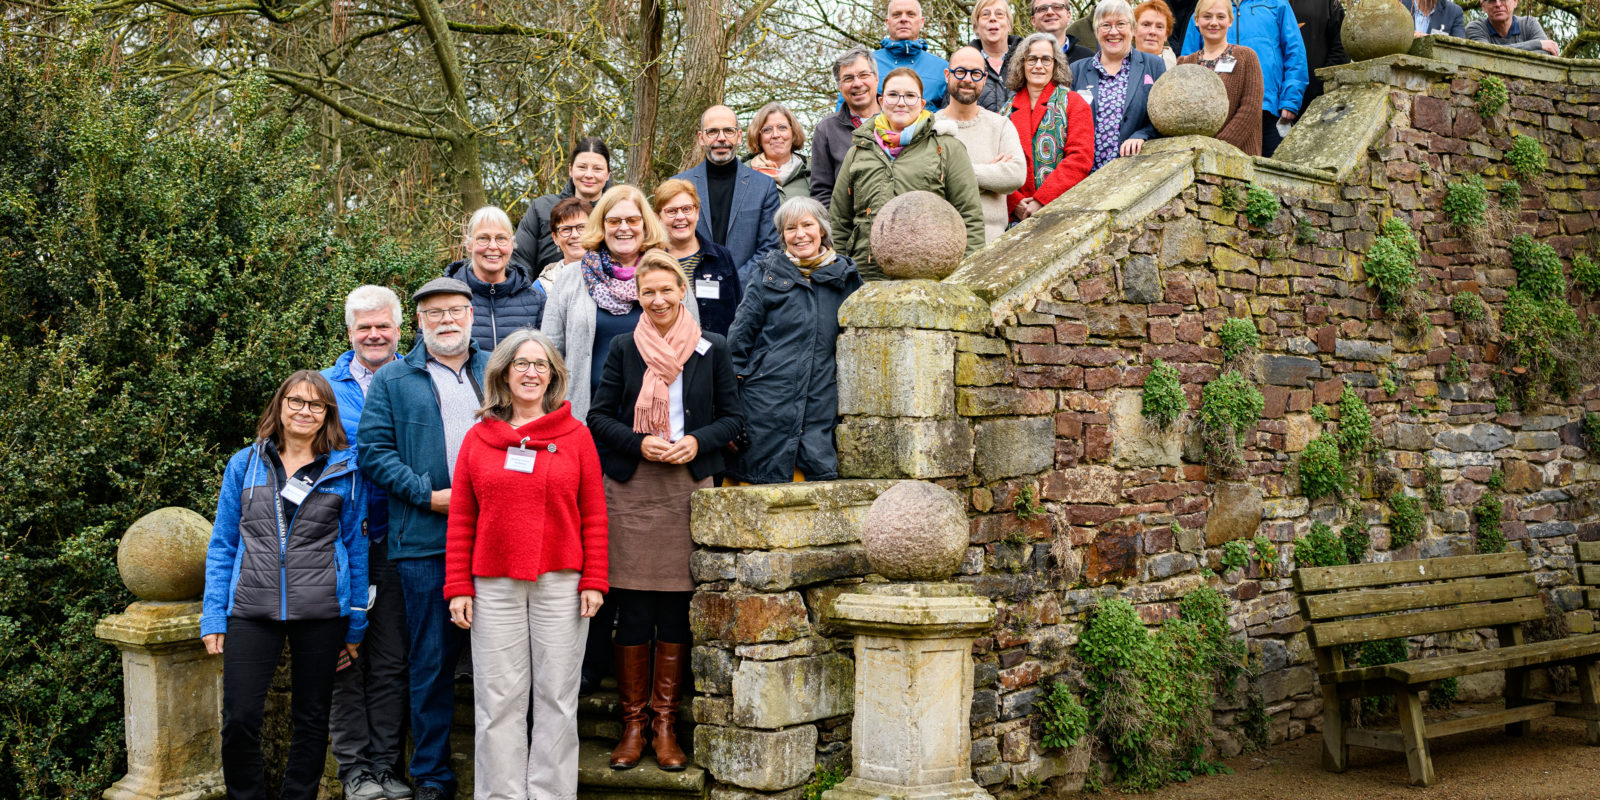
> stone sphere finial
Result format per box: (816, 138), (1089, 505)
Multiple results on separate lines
(1341, 0), (1414, 61)
(118, 507), (212, 601)
(860, 481), (968, 581)
(869, 191), (967, 280)
(1148, 65), (1230, 138)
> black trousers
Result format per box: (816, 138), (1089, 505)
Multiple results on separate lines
(611, 588), (692, 647)
(221, 616), (347, 800)
(328, 543), (409, 782)
(1262, 110), (1286, 157)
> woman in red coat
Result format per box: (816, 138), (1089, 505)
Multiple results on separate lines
(1006, 32), (1095, 223)
(444, 327), (608, 800)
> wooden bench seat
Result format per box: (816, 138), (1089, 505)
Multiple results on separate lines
(1296, 551), (1600, 787)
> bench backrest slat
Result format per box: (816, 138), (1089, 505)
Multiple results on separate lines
(1302, 573), (1537, 620)
(1577, 541), (1600, 563)
(1294, 552), (1527, 593)
(1308, 595), (1544, 648)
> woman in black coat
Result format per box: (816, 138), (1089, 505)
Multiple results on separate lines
(726, 196), (862, 485)
(587, 249), (743, 772)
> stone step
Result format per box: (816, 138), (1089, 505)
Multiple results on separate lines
(577, 737), (708, 800)
(578, 689), (696, 741)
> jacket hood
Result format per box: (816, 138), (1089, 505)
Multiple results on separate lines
(879, 37), (930, 56)
(445, 258), (533, 296)
(968, 34), (1023, 56)
(472, 402), (584, 447)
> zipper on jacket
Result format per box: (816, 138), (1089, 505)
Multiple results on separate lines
(489, 285), (498, 343)
(270, 450), (351, 621)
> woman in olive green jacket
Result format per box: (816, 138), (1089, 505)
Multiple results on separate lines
(830, 68), (986, 281)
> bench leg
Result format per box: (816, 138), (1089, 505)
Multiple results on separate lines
(1578, 660), (1600, 745)
(1397, 690), (1434, 787)
(1320, 682), (1349, 772)
(1505, 667), (1531, 737)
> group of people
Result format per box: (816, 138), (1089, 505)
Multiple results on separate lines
(199, 1), (1570, 798)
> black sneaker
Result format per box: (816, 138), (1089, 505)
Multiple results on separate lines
(413, 785), (449, 800)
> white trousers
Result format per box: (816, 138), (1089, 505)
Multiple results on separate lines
(471, 572), (590, 800)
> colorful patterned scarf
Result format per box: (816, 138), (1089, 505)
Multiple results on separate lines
(579, 248), (639, 315)
(1025, 84), (1076, 189)
(873, 109), (932, 159)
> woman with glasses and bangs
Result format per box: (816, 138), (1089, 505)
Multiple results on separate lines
(829, 66), (985, 281)
(201, 370), (368, 800)
(443, 328), (608, 800)
(744, 102), (812, 201)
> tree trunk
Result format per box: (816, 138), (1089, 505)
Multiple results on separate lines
(671, 0), (733, 172)
(628, 0), (663, 186)
(450, 135), (488, 211)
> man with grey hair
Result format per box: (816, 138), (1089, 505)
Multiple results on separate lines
(358, 277), (489, 800)
(671, 105), (783, 288)
(323, 286), (411, 800)
(810, 47), (881, 207)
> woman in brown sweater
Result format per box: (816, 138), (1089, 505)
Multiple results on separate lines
(1176, 0), (1265, 156)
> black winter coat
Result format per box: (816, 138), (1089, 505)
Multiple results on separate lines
(725, 250), (862, 484)
(445, 259), (547, 351)
(511, 178), (614, 274)
(971, 35), (1022, 114)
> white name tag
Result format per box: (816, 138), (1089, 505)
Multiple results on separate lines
(1077, 87), (1094, 106)
(504, 447), (536, 473)
(280, 477), (312, 506)
(1216, 55), (1237, 73)
(695, 337), (712, 355)
(695, 278), (720, 300)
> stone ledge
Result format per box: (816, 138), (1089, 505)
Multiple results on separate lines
(829, 585), (997, 639)
(691, 480), (900, 550)
(837, 279), (990, 333)
(1271, 83), (1392, 184)
(1406, 35), (1600, 84)
(95, 601), (205, 651)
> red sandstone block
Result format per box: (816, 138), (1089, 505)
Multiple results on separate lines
(1017, 344), (1073, 364)
(1079, 277), (1111, 303)
(1084, 367), (1120, 390)
(1149, 319), (1176, 343)
(1017, 365), (1084, 389)
(1055, 411), (1082, 438)
(1054, 321), (1088, 344)
(1084, 424), (1111, 461)
(1002, 326), (1054, 343)
(1261, 385), (1289, 418)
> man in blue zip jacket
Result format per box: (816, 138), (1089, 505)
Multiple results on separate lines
(323, 285), (412, 800)
(873, 0), (949, 111)
(1181, 0), (1309, 156)
(358, 277), (489, 800)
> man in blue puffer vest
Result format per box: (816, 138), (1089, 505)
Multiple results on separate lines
(1181, 0), (1309, 156)
(322, 285), (412, 800)
(866, 0), (950, 111)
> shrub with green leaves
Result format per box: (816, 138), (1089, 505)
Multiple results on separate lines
(1364, 216), (1421, 313)
(1299, 435), (1348, 501)
(1505, 135), (1548, 182)
(1499, 179), (1522, 208)
(801, 765), (848, 800)
(1221, 540), (1249, 570)
(1501, 287), (1586, 405)
(1585, 413), (1600, 450)
(1509, 234), (1566, 302)
(1573, 254), (1600, 297)
(1423, 462), (1444, 506)
(1142, 359), (1187, 429)
(1336, 385), (1375, 459)
(1451, 292), (1486, 321)
(1487, 467), (1505, 491)
(1037, 680), (1090, 750)
(1445, 356), (1470, 384)
(1473, 495), (1505, 554)
(1253, 535), (1278, 575)
(1218, 317), (1260, 361)
(1443, 175), (1487, 229)
(1311, 404), (1329, 423)
(1244, 184), (1279, 227)
(1201, 371), (1265, 444)
(1388, 491), (1425, 549)
(1475, 75), (1508, 117)
(1293, 521), (1346, 568)
(1341, 518), (1371, 564)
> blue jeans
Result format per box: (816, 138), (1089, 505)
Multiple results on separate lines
(394, 555), (468, 791)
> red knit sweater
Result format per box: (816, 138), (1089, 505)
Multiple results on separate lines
(443, 402), (609, 598)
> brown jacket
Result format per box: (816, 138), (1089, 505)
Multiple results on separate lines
(1177, 44), (1265, 157)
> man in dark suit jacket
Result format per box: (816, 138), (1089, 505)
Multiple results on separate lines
(1291, 0), (1351, 114)
(671, 105), (782, 291)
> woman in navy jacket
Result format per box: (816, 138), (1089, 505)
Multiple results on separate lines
(202, 370), (369, 800)
(1069, 0), (1168, 171)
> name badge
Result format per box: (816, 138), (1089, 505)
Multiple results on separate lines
(695, 278), (720, 300)
(1215, 55), (1237, 74)
(1077, 87), (1094, 106)
(695, 337), (712, 355)
(505, 438), (537, 473)
(280, 477), (312, 506)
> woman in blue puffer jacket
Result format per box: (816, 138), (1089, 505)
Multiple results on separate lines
(201, 370), (369, 800)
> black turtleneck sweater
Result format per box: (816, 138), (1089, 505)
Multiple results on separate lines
(705, 157), (737, 247)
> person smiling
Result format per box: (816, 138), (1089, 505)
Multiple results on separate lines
(653, 179), (742, 337)
(1177, 0), (1265, 155)
(447, 206), (547, 349)
(588, 250), (743, 771)
(444, 328), (607, 800)
(969, 0), (1021, 112)
(1134, 0), (1178, 67)
(1069, 0), (1167, 171)
(1006, 32), (1094, 222)
(513, 138), (613, 276)
(744, 103), (811, 201)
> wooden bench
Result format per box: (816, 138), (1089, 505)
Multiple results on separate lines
(1296, 551), (1600, 786)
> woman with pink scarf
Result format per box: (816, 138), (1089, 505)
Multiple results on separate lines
(587, 249), (744, 772)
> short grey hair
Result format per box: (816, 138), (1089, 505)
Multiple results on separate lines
(832, 47), (878, 82)
(772, 197), (834, 251)
(462, 205), (514, 245)
(344, 284), (402, 329)
(1093, 0), (1134, 27)
(1005, 32), (1074, 93)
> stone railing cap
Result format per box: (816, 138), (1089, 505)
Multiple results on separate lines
(838, 279), (991, 333)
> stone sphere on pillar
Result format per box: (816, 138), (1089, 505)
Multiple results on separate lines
(860, 480), (969, 581)
(869, 191), (967, 280)
(118, 507), (212, 601)
(1341, 0), (1415, 61)
(1147, 65), (1229, 138)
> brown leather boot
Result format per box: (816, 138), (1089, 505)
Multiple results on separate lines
(649, 641), (690, 771)
(609, 644), (652, 770)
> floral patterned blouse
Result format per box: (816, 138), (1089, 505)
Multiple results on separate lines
(1088, 55), (1132, 171)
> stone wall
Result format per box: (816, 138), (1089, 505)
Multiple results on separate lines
(690, 40), (1600, 799)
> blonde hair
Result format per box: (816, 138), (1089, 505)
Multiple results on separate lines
(1192, 0), (1232, 20)
(580, 185), (668, 253)
(634, 248), (687, 289)
(478, 328), (569, 421)
(745, 103), (808, 156)
(970, 0), (1012, 32)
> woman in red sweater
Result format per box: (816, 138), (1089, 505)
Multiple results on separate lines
(1006, 32), (1095, 223)
(444, 327), (608, 800)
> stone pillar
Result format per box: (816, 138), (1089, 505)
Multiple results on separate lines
(95, 507), (225, 800)
(823, 482), (997, 800)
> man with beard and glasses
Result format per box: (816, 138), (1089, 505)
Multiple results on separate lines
(358, 277), (490, 800)
(671, 105), (782, 289)
(936, 46), (1025, 243)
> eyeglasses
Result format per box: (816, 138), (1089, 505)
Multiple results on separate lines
(1032, 2), (1067, 15)
(420, 305), (471, 322)
(883, 91), (922, 106)
(555, 223), (585, 237)
(285, 396), (328, 414)
(1098, 20), (1130, 31)
(1024, 55), (1056, 65)
(948, 67), (986, 82)
(838, 69), (876, 87)
(472, 234), (511, 248)
(510, 358), (552, 375)
(760, 124), (791, 135)
(603, 215), (643, 228)
(660, 204), (697, 219)
(701, 126), (739, 140)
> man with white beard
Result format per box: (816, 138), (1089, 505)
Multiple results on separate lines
(357, 277), (490, 800)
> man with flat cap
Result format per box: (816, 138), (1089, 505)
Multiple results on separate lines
(358, 277), (489, 800)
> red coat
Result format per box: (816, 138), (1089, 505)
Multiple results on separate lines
(1007, 83), (1094, 216)
(443, 401), (609, 598)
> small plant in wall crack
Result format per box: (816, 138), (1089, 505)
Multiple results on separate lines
(1443, 175), (1488, 230)
(1036, 680), (1089, 750)
(1474, 75), (1508, 118)
(1336, 385), (1376, 460)
(1014, 483), (1044, 520)
(1505, 135), (1548, 184)
(1388, 491), (1425, 549)
(1498, 179), (1522, 209)
(1201, 371), (1265, 479)
(1243, 184), (1280, 227)
(1141, 359), (1188, 430)
(1218, 316), (1261, 362)
(1299, 435), (1348, 501)
(1474, 495), (1505, 554)
(1364, 217), (1425, 337)
(1253, 535), (1278, 577)
(1293, 521), (1345, 568)
(1573, 254), (1600, 297)
(1221, 539), (1249, 571)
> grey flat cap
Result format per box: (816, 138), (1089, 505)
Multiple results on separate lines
(412, 277), (472, 303)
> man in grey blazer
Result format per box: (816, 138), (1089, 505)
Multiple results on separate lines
(671, 105), (783, 290)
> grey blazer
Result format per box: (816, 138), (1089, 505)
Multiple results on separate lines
(1068, 50), (1167, 146)
(1399, 0), (1466, 38)
(672, 159), (783, 290)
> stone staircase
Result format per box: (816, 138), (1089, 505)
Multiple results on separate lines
(573, 680), (707, 800)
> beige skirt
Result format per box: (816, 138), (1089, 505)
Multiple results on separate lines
(604, 460), (709, 592)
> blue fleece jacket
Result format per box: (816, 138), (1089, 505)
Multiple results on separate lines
(1182, 0), (1309, 116)
(201, 443), (369, 643)
(322, 350), (397, 543)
